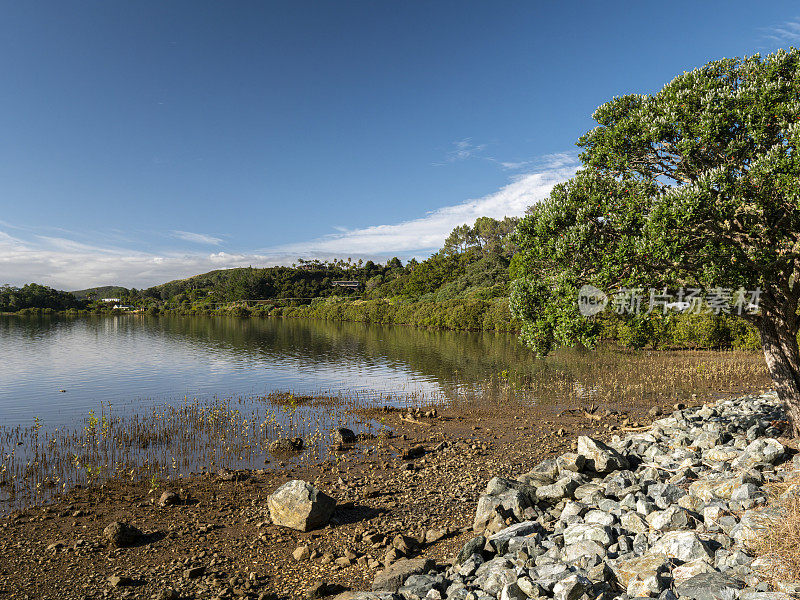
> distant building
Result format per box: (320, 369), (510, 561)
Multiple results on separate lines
(113, 305), (133, 310)
(101, 298), (121, 303)
(331, 280), (360, 288)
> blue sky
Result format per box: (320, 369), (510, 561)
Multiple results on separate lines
(1, 1), (799, 289)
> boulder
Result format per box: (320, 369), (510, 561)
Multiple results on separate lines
(455, 536), (485, 564)
(487, 521), (539, 554)
(650, 531), (713, 562)
(562, 523), (613, 547)
(158, 490), (180, 507)
(332, 428), (357, 444)
(103, 521), (143, 548)
(552, 573), (591, 600)
(269, 437), (304, 453)
(267, 480), (336, 531)
(372, 558), (434, 592)
(611, 552), (669, 588)
(675, 572), (743, 600)
(577, 436), (629, 473)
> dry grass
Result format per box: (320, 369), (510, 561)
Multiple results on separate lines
(752, 475), (800, 586)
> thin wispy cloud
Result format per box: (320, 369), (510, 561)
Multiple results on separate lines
(272, 153), (578, 255)
(435, 138), (488, 165)
(0, 153), (578, 289)
(759, 19), (800, 47)
(172, 230), (224, 245)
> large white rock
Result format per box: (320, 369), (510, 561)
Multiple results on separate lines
(267, 479), (336, 531)
(650, 531), (713, 562)
(576, 436), (629, 473)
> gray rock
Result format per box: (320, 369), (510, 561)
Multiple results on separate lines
(552, 573), (591, 600)
(372, 558), (434, 592)
(499, 582), (528, 600)
(455, 536), (486, 564)
(562, 523), (613, 547)
(398, 574), (442, 600)
(621, 511), (649, 534)
(577, 436), (629, 474)
(647, 505), (691, 531)
(267, 480), (336, 531)
(158, 490), (180, 507)
(487, 521), (539, 554)
(333, 427), (357, 444)
(675, 572), (743, 600)
(650, 530), (713, 562)
(103, 521), (143, 548)
(561, 540), (606, 563)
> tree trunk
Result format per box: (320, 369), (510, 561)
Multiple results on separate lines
(759, 318), (800, 436)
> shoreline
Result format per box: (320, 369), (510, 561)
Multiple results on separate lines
(0, 387), (694, 599)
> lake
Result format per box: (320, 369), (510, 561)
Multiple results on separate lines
(0, 313), (540, 427)
(0, 313), (769, 511)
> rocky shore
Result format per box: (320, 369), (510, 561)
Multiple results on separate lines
(347, 392), (798, 600)
(2, 391), (794, 599)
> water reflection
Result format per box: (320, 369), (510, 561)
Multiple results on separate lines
(0, 314), (537, 425)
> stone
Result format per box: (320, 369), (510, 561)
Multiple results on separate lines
(306, 581), (330, 599)
(577, 436), (629, 473)
(621, 511), (649, 534)
(487, 521), (539, 554)
(583, 509), (615, 527)
(552, 573), (591, 600)
(333, 428), (357, 444)
(269, 437), (304, 453)
(562, 523), (613, 547)
(499, 582), (528, 600)
(556, 453), (586, 473)
(293, 545), (311, 561)
(675, 572), (743, 600)
(455, 536), (486, 564)
(103, 521), (143, 548)
(184, 566), (205, 579)
(647, 505), (691, 531)
(536, 475), (583, 503)
(398, 574), (442, 600)
(561, 540), (606, 563)
(158, 490), (180, 507)
(372, 558), (434, 592)
(611, 553), (669, 588)
(267, 480), (336, 531)
(650, 531), (713, 562)
(627, 573), (664, 597)
(108, 574), (134, 588)
(671, 558), (716, 585)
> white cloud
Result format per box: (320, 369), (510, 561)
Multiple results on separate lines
(0, 153), (578, 289)
(172, 230), (224, 245)
(272, 153), (578, 255)
(760, 19), (800, 46)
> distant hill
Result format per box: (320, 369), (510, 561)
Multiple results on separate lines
(70, 285), (130, 300)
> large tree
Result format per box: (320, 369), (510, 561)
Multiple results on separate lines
(510, 49), (800, 432)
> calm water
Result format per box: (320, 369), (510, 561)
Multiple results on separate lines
(0, 314), (537, 427)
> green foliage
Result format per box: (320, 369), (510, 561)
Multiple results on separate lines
(0, 283), (86, 312)
(512, 49), (800, 360)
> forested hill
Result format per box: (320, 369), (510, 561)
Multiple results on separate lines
(1, 216), (518, 311)
(132, 216), (518, 307)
